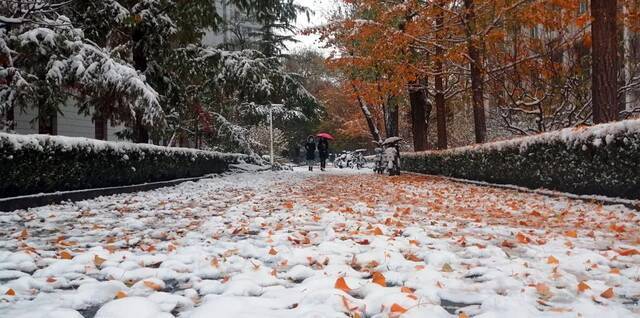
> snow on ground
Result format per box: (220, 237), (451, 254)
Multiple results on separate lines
(0, 167), (639, 318)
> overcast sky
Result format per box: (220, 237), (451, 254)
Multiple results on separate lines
(287, 0), (338, 54)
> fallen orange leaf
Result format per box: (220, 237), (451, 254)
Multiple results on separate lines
(617, 249), (639, 256)
(516, 232), (531, 244)
(115, 291), (127, 299)
(335, 277), (351, 293)
(459, 313), (470, 318)
(609, 268), (621, 275)
(5, 288), (16, 296)
(372, 272), (386, 287)
(608, 224), (625, 233)
(59, 251), (73, 260)
(547, 256), (559, 265)
(373, 227), (384, 236)
(565, 230), (578, 238)
(390, 303), (407, 313)
(578, 281), (591, 293)
(536, 283), (551, 297)
(401, 286), (415, 293)
(268, 247), (278, 255)
(600, 288), (614, 299)
(404, 253), (421, 262)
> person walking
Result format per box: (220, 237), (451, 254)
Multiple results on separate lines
(305, 136), (316, 171)
(317, 137), (329, 171)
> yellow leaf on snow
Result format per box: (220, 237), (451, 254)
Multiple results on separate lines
(143, 281), (162, 291)
(372, 227), (384, 236)
(547, 256), (559, 265)
(441, 263), (454, 273)
(115, 291), (127, 299)
(565, 230), (578, 238)
(335, 277), (351, 293)
(459, 312), (470, 318)
(94, 255), (106, 267)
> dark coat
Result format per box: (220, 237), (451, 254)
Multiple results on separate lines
(305, 141), (316, 160)
(317, 139), (329, 159)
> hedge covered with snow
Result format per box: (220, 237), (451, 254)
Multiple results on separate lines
(402, 119), (640, 199)
(0, 133), (254, 198)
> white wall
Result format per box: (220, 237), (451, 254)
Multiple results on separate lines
(56, 102), (94, 138)
(11, 104), (124, 142)
(14, 108), (38, 135)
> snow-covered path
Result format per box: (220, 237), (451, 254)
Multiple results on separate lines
(1, 168), (639, 318)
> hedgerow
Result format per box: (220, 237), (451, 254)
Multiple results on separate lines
(401, 119), (640, 199)
(0, 133), (255, 198)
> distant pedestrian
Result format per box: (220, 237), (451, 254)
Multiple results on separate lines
(317, 137), (329, 171)
(305, 136), (316, 171)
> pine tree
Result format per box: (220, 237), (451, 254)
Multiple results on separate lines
(0, 3), (162, 132)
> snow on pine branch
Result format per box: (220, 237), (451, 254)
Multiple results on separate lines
(238, 102), (306, 122)
(0, 16), (163, 124)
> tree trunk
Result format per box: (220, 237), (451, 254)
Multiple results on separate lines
(132, 26), (149, 143)
(133, 115), (149, 143)
(591, 0), (620, 124)
(94, 116), (108, 140)
(408, 80), (430, 151)
(435, 8), (448, 149)
(623, 2), (633, 112)
(385, 96), (399, 138)
(352, 83), (382, 143)
(464, 0), (487, 143)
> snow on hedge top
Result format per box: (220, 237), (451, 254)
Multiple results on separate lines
(405, 118), (640, 157)
(0, 132), (248, 161)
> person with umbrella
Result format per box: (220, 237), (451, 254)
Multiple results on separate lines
(316, 133), (333, 171)
(305, 135), (316, 171)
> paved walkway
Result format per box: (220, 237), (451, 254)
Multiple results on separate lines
(0, 168), (638, 317)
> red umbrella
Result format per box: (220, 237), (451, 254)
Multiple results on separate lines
(316, 132), (335, 140)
